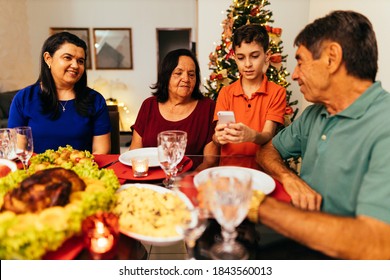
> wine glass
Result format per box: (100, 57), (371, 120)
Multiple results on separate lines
(208, 168), (252, 260)
(0, 128), (16, 159)
(14, 126), (34, 170)
(173, 173), (208, 260)
(157, 130), (187, 188)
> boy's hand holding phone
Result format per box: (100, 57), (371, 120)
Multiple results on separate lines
(214, 111), (236, 145)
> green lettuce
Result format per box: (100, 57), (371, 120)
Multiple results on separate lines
(0, 146), (120, 260)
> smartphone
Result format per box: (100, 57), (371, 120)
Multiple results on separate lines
(217, 111), (236, 124)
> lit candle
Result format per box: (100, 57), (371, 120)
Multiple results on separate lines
(82, 212), (119, 260)
(90, 221), (114, 254)
(96, 221), (105, 234)
(131, 157), (149, 177)
(135, 163), (148, 172)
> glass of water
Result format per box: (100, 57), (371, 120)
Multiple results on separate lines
(14, 126), (34, 170)
(173, 173), (208, 260)
(208, 168), (252, 260)
(157, 130), (187, 188)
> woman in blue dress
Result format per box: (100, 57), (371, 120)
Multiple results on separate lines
(9, 32), (111, 154)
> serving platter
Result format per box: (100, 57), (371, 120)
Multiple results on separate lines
(0, 146), (119, 260)
(116, 183), (196, 246)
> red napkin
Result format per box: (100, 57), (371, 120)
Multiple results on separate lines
(108, 162), (165, 181)
(107, 156), (193, 182)
(93, 154), (119, 168)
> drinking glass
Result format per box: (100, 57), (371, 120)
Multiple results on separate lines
(14, 126), (34, 170)
(208, 168), (252, 260)
(157, 130), (187, 188)
(173, 173), (208, 260)
(0, 128), (16, 159)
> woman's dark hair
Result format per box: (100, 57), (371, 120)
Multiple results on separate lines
(294, 10), (378, 81)
(38, 31), (93, 119)
(151, 48), (203, 102)
(232, 24), (269, 51)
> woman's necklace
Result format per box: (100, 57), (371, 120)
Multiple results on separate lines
(59, 101), (69, 112)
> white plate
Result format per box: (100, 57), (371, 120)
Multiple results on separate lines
(119, 148), (160, 167)
(0, 158), (17, 173)
(193, 166), (275, 195)
(116, 183), (195, 246)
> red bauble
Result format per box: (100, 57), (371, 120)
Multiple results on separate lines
(250, 7), (260, 16)
(285, 106), (294, 115)
(270, 54), (282, 63)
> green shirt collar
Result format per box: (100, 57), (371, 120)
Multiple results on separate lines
(319, 81), (383, 119)
(337, 81), (383, 119)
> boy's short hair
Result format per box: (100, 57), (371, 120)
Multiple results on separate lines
(232, 24), (269, 51)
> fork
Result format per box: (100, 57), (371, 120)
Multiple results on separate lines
(100, 159), (119, 169)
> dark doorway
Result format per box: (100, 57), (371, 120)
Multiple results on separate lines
(156, 28), (192, 69)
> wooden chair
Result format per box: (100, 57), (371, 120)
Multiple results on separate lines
(107, 105), (120, 154)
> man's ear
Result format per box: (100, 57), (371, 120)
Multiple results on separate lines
(327, 42), (343, 74)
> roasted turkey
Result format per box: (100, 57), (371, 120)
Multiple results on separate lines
(1, 167), (86, 214)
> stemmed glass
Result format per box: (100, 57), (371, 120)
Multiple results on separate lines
(208, 168), (252, 260)
(0, 128), (16, 159)
(157, 130), (187, 188)
(14, 126), (34, 170)
(173, 173), (208, 260)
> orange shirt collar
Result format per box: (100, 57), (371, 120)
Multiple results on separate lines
(232, 74), (269, 97)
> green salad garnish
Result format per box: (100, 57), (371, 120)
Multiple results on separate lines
(0, 146), (120, 260)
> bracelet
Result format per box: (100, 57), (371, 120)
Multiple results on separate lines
(247, 190), (266, 223)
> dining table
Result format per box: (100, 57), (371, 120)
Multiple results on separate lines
(89, 153), (332, 260)
(30, 153), (332, 260)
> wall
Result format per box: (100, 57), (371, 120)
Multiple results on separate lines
(24, 0), (197, 129)
(1, 0), (390, 124)
(0, 0), (35, 92)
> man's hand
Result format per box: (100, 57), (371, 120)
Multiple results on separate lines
(256, 141), (322, 211)
(282, 174), (322, 211)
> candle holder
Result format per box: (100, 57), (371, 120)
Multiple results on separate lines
(131, 157), (149, 177)
(82, 211), (119, 260)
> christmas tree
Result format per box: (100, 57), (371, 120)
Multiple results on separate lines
(204, 0), (298, 125)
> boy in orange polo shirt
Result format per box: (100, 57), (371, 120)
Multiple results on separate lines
(213, 24), (286, 169)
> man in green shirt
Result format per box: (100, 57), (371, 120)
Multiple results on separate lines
(255, 10), (390, 259)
